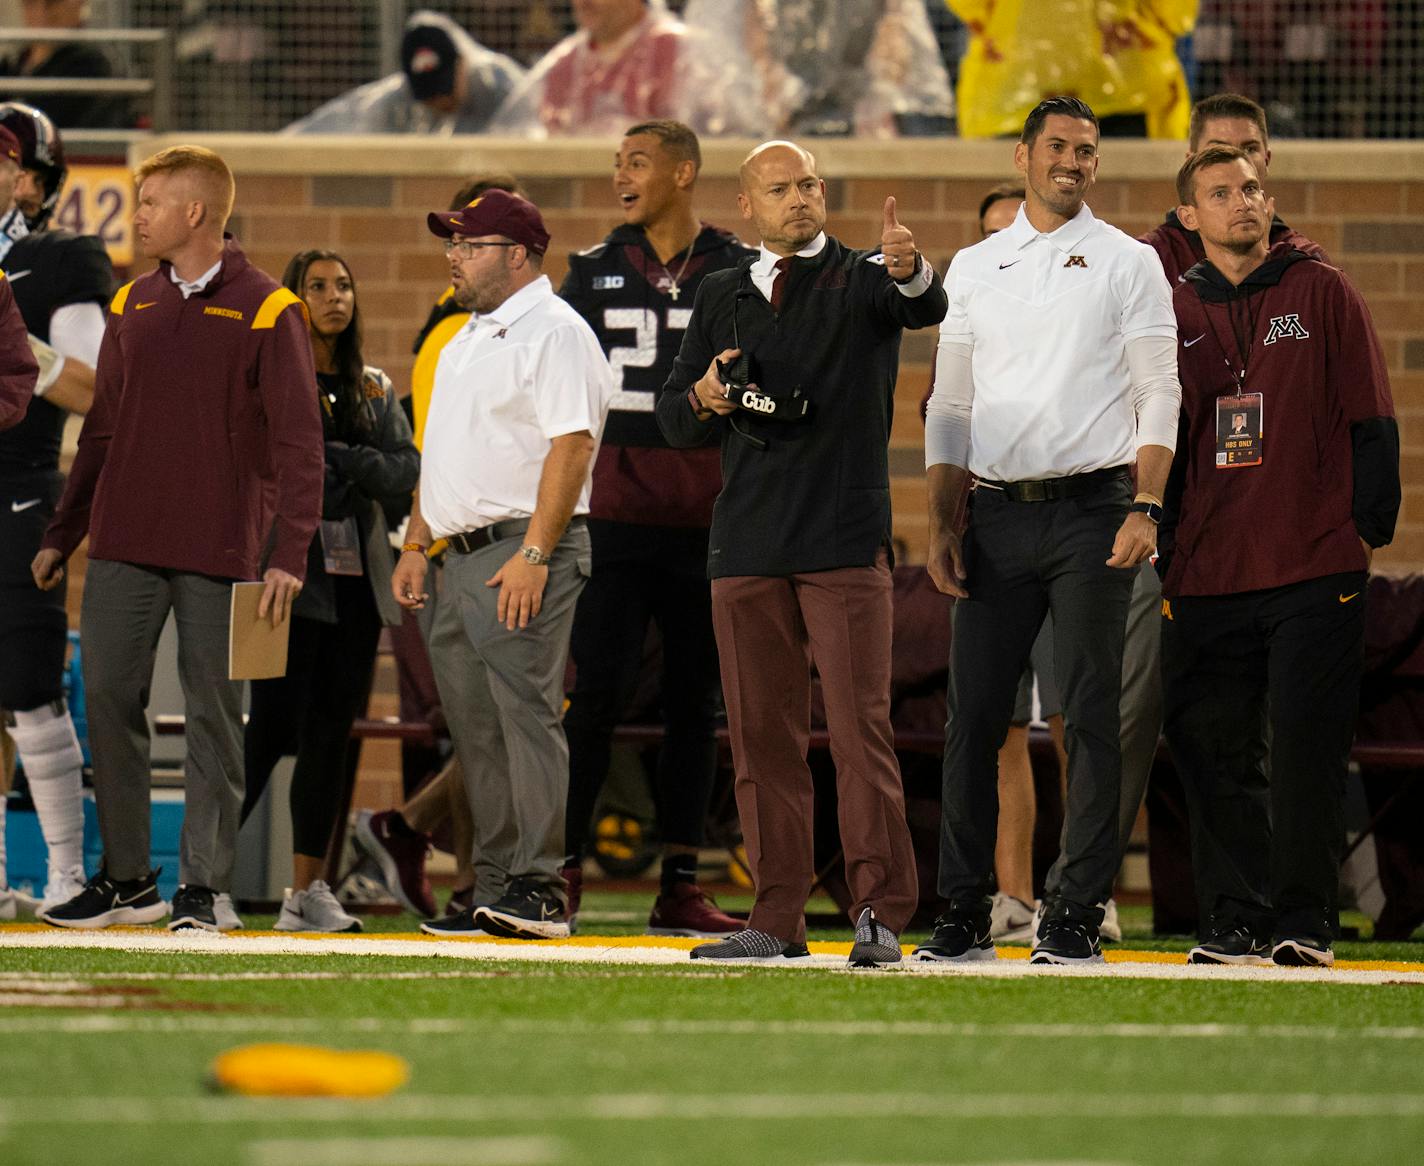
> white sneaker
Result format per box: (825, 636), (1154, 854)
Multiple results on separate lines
(40, 865), (88, 916)
(273, 880), (363, 933)
(0, 884), (39, 920)
(989, 892), (1038, 943)
(1099, 898), (1122, 943)
(213, 893), (244, 932)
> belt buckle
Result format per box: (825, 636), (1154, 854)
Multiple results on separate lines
(1018, 480), (1049, 503)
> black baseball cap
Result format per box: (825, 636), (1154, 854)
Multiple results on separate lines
(402, 23), (459, 102)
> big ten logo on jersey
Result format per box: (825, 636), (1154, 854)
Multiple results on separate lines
(52, 164), (134, 267)
(604, 306), (692, 409)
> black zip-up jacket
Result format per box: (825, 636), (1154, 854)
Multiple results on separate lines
(657, 235), (946, 578)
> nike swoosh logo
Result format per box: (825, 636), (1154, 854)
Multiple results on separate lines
(116, 889), (151, 906)
(998, 260), (1021, 270)
(1339, 592), (1360, 603)
(1183, 334), (1206, 347)
(10, 498), (41, 512)
(6, 269), (30, 281)
(134, 301), (157, 310)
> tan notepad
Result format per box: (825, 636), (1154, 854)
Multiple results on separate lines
(228, 581), (290, 680)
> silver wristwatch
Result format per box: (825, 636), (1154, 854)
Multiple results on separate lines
(520, 544), (551, 566)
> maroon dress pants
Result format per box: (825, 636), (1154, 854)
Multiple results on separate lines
(710, 553), (918, 941)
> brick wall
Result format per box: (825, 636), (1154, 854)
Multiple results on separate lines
(143, 136), (1424, 570)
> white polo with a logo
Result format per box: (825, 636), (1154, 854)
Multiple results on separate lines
(935, 202), (1177, 483)
(421, 274), (614, 538)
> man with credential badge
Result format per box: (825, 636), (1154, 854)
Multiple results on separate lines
(1160, 145), (1399, 969)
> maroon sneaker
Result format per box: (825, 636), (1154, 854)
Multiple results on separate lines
(352, 810), (436, 918)
(560, 862), (583, 934)
(648, 883), (743, 937)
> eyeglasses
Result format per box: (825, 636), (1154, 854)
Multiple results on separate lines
(443, 240), (518, 258)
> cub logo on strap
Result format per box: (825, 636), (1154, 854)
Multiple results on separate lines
(1263, 314), (1309, 345)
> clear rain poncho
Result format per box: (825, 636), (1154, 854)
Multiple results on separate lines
(283, 11), (525, 136)
(489, 1), (767, 138)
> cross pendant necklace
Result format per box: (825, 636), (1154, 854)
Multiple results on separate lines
(665, 243), (694, 301)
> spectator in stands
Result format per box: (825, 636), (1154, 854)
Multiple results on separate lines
(1162, 146), (1398, 968)
(283, 11), (524, 135)
(683, 0), (954, 137)
(0, 0), (132, 129)
(394, 190), (612, 941)
(657, 140), (943, 965)
(559, 120), (753, 937)
(350, 174), (526, 924)
(491, 0), (763, 137)
(0, 104), (109, 922)
(1125, 92), (1329, 934)
(947, 0), (1196, 138)
(34, 145), (323, 932)
(922, 98), (1179, 966)
(240, 249), (418, 935)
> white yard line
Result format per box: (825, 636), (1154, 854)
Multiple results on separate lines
(2, 1014), (1422, 1041)
(2, 1092), (1423, 1125)
(2, 928), (1422, 985)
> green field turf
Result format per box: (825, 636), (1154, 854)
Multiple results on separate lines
(2, 889), (1422, 1166)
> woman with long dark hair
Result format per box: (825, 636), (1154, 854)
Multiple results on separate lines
(241, 249), (419, 932)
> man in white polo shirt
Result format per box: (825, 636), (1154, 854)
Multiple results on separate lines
(920, 97), (1180, 965)
(391, 189), (613, 940)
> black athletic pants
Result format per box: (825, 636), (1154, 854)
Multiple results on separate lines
(939, 476), (1135, 920)
(242, 574), (384, 858)
(0, 471), (67, 711)
(563, 518), (721, 858)
(1162, 571), (1366, 945)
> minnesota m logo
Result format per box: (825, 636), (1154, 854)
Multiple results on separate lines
(1263, 313), (1310, 344)
(1063, 255), (1088, 268)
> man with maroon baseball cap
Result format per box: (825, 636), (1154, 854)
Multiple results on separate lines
(427, 188), (551, 257)
(396, 187), (613, 942)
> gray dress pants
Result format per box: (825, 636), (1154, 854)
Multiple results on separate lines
(428, 523), (590, 905)
(80, 559), (243, 889)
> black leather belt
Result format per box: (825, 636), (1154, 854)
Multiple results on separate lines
(976, 465), (1130, 503)
(446, 518), (532, 555)
(445, 517), (586, 555)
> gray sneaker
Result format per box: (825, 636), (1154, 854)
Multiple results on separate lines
(989, 892), (1037, 943)
(848, 907), (902, 967)
(213, 893), (244, 932)
(689, 928), (810, 962)
(273, 880), (363, 933)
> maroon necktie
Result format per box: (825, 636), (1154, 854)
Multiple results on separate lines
(770, 256), (793, 311)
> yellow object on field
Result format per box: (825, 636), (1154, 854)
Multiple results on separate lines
(208, 1043), (409, 1097)
(946, 0), (1197, 139)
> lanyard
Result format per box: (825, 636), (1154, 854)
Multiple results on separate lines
(1201, 286), (1263, 392)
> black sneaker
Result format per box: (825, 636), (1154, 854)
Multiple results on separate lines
(1030, 916), (1103, 965)
(1189, 925), (1271, 966)
(473, 877), (569, 940)
(848, 907), (902, 967)
(1272, 937), (1334, 967)
(420, 905), (488, 937)
(912, 911), (996, 962)
(39, 867), (167, 929)
(689, 928), (810, 962)
(168, 884), (219, 932)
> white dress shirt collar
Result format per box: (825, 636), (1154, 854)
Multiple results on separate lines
(470, 274), (554, 333)
(169, 258), (223, 299)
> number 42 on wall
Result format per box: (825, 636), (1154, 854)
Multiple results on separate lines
(52, 163), (135, 268)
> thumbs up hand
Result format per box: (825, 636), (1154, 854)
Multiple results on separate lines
(881, 195), (919, 282)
